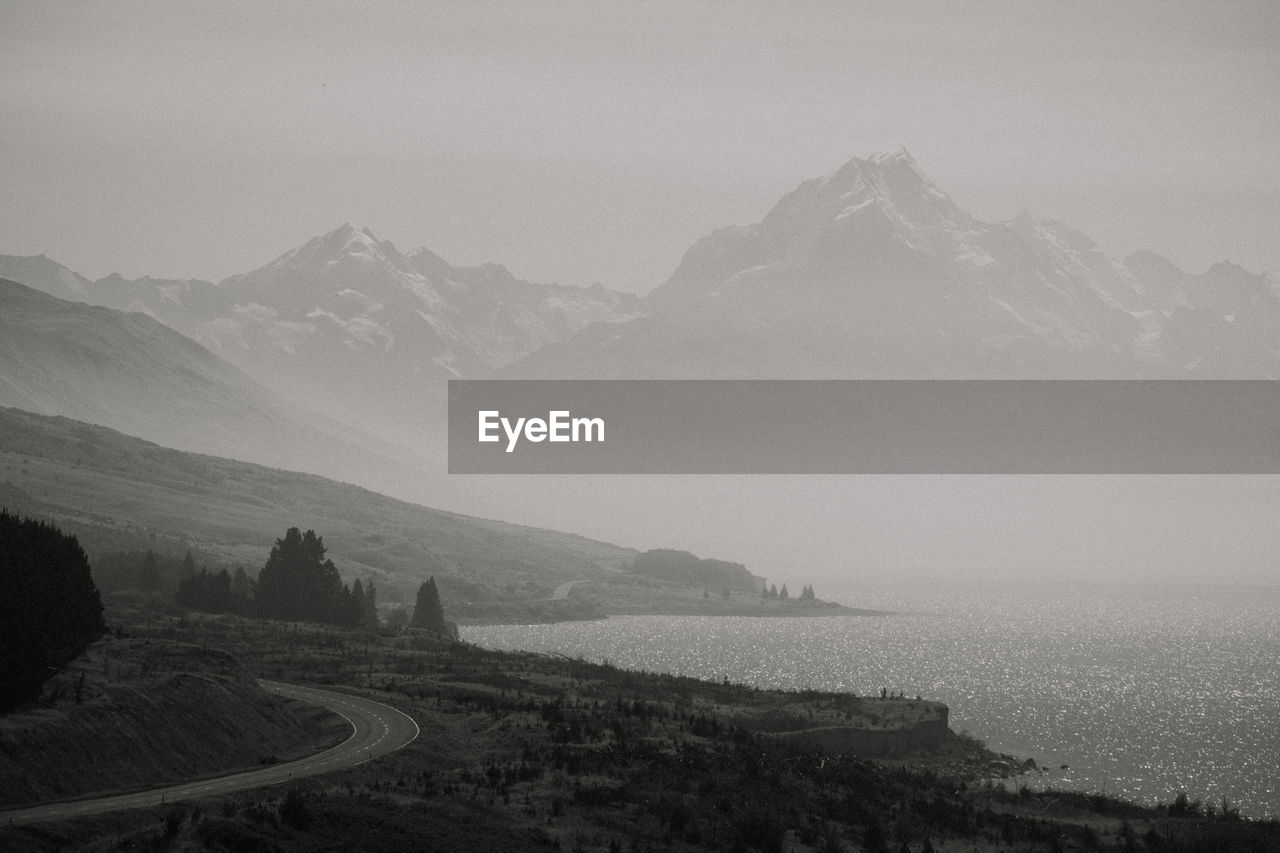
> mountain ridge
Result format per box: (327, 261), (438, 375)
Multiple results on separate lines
(511, 151), (1279, 379)
(3, 154), (1278, 451)
(0, 227), (642, 452)
(0, 277), (419, 492)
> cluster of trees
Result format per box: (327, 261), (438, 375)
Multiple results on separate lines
(761, 582), (817, 602)
(250, 531), (453, 633)
(254, 528), (380, 629)
(93, 548), (190, 594)
(0, 510), (105, 711)
(175, 565), (254, 614)
(88, 524), (453, 634)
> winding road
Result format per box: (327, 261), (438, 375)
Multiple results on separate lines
(2, 681), (419, 827)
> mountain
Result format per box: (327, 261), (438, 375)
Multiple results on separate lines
(1123, 253), (1280, 375)
(1, 227), (642, 447)
(0, 255), (95, 303)
(508, 149), (1280, 379)
(0, 278), (413, 490)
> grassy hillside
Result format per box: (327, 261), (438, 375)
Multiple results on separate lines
(0, 278), (416, 495)
(0, 408), (863, 623)
(0, 632), (345, 806)
(0, 407), (636, 616)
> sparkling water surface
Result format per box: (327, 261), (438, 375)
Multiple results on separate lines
(462, 582), (1279, 819)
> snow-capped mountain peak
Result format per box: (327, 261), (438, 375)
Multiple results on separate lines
(252, 223), (409, 279)
(558, 150), (1280, 380)
(652, 148), (975, 306)
(2, 226), (644, 444)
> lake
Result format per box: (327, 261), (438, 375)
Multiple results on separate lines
(462, 581), (1280, 819)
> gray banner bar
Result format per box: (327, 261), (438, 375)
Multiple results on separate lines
(447, 380), (1280, 474)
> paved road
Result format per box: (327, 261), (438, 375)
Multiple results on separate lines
(1, 681), (419, 827)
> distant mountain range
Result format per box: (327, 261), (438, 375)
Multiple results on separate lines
(0, 226), (640, 447)
(3, 151), (1279, 607)
(3, 150), (1277, 473)
(511, 150), (1280, 378)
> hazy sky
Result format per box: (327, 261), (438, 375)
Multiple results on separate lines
(2, 1), (1277, 291)
(3, 2), (1278, 592)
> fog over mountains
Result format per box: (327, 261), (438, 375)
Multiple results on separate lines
(0, 278), (418, 492)
(5, 150), (1276, 455)
(512, 150), (1280, 379)
(1, 225), (640, 450)
(3, 151), (1279, 584)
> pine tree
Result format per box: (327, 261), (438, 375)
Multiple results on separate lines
(779, 583), (789, 601)
(176, 568), (232, 613)
(411, 577), (446, 633)
(231, 565), (253, 600)
(0, 511), (105, 711)
(255, 528), (350, 625)
(349, 579), (366, 628)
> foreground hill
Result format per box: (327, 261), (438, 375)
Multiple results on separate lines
(0, 637), (344, 806)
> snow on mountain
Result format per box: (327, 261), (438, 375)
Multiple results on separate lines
(171, 223), (640, 379)
(514, 150), (1280, 379)
(0, 226), (642, 448)
(4, 150), (1277, 435)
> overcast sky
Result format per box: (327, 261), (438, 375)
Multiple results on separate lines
(3, 2), (1278, 589)
(2, 1), (1277, 291)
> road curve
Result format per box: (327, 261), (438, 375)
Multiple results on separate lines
(2, 681), (419, 827)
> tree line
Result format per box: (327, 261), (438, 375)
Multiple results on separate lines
(91, 527), (454, 634)
(761, 582), (818, 602)
(0, 510), (105, 711)
(0, 515), (453, 710)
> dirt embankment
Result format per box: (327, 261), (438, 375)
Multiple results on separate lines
(0, 637), (346, 806)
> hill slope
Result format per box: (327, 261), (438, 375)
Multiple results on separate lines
(0, 407), (636, 614)
(0, 277), (417, 493)
(0, 639), (344, 806)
